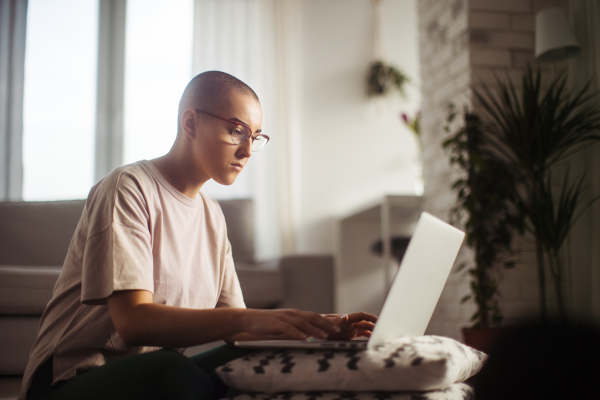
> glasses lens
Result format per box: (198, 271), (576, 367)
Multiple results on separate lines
(231, 125), (251, 145)
(251, 135), (267, 152)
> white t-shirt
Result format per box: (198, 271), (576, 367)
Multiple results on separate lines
(20, 160), (245, 399)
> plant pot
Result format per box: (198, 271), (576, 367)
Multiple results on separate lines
(461, 327), (507, 353)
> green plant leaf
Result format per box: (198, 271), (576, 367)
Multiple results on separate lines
(460, 294), (472, 303)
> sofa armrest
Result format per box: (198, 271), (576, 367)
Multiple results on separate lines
(236, 261), (283, 309)
(277, 255), (334, 314)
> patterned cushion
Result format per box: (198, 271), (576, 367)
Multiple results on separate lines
(230, 383), (474, 400)
(217, 336), (486, 393)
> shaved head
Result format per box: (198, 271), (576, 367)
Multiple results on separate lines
(177, 71), (259, 134)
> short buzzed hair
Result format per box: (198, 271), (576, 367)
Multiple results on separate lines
(177, 71), (259, 134)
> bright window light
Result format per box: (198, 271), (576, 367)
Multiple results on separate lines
(123, 0), (194, 164)
(22, 0), (98, 201)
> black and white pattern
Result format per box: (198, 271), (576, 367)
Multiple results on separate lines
(228, 383), (474, 400)
(217, 336), (486, 393)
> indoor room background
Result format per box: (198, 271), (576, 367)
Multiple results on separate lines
(3, 0), (600, 343)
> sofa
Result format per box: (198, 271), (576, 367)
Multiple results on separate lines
(0, 199), (334, 375)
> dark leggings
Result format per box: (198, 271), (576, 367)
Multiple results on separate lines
(27, 345), (254, 400)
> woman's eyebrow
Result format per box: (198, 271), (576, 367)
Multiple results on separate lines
(231, 117), (262, 133)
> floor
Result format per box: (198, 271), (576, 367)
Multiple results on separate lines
(0, 376), (21, 400)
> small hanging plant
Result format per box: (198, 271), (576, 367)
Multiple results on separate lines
(366, 60), (408, 97)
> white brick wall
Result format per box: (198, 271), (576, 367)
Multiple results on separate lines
(418, 0), (569, 340)
(469, 11), (510, 30)
(470, 49), (512, 67)
(469, 0), (531, 13)
(511, 15), (534, 31)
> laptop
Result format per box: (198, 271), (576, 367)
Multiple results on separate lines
(235, 212), (465, 350)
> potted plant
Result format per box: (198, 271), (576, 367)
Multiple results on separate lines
(443, 105), (521, 351)
(366, 60), (408, 98)
(473, 67), (600, 323)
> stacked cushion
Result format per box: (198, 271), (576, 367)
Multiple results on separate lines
(217, 336), (485, 396)
(231, 384), (474, 400)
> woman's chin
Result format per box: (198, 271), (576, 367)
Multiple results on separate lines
(213, 175), (238, 186)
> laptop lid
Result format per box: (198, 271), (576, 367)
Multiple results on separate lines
(367, 212), (464, 348)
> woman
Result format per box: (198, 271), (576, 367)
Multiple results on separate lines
(21, 71), (376, 400)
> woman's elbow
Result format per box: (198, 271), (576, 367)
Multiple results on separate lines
(107, 290), (154, 347)
(114, 320), (146, 346)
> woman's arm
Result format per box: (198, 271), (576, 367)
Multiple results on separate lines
(107, 290), (340, 348)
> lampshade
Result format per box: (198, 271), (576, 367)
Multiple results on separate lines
(535, 7), (581, 62)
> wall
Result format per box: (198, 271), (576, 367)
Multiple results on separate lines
(565, 0), (600, 323)
(418, 0), (570, 340)
(296, 0), (422, 254)
(296, 0), (582, 336)
(417, 0), (471, 339)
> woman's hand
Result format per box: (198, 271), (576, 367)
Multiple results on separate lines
(238, 309), (341, 340)
(321, 312), (378, 340)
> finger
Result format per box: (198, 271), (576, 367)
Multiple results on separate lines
(301, 312), (341, 334)
(287, 316), (330, 339)
(265, 317), (305, 338)
(270, 312), (315, 339)
(352, 321), (376, 331)
(346, 312), (378, 324)
(354, 330), (372, 338)
(321, 314), (349, 325)
(281, 323), (312, 340)
(283, 309), (340, 335)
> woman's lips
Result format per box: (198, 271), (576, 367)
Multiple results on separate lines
(231, 163), (243, 172)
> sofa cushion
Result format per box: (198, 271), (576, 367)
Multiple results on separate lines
(0, 200), (86, 266)
(0, 266), (61, 314)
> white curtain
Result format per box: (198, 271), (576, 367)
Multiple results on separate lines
(192, 0), (301, 260)
(0, 0), (27, 201)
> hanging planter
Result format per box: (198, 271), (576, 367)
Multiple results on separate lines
(366, 0), (408, 99)
(367, 60), (408, 98)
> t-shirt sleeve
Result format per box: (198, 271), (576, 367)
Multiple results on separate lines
(80, 172), (154, 305)
(216, 240), (246, 309)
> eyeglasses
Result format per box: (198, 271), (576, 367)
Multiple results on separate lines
(195, 109), (270, 152)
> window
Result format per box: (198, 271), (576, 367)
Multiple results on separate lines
(22, 0), (193, 201)
(123, 0), (194, 164)
(22, 0), (98, 200)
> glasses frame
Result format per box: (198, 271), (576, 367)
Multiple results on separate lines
(194, 109), (270, 152)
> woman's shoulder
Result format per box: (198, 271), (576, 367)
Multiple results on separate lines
(83, 162), (155, 234)
(197, 192), (229, 231)
(88, 161), (152, 198)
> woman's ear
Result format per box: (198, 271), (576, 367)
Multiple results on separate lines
(181, 108), (197, 140)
